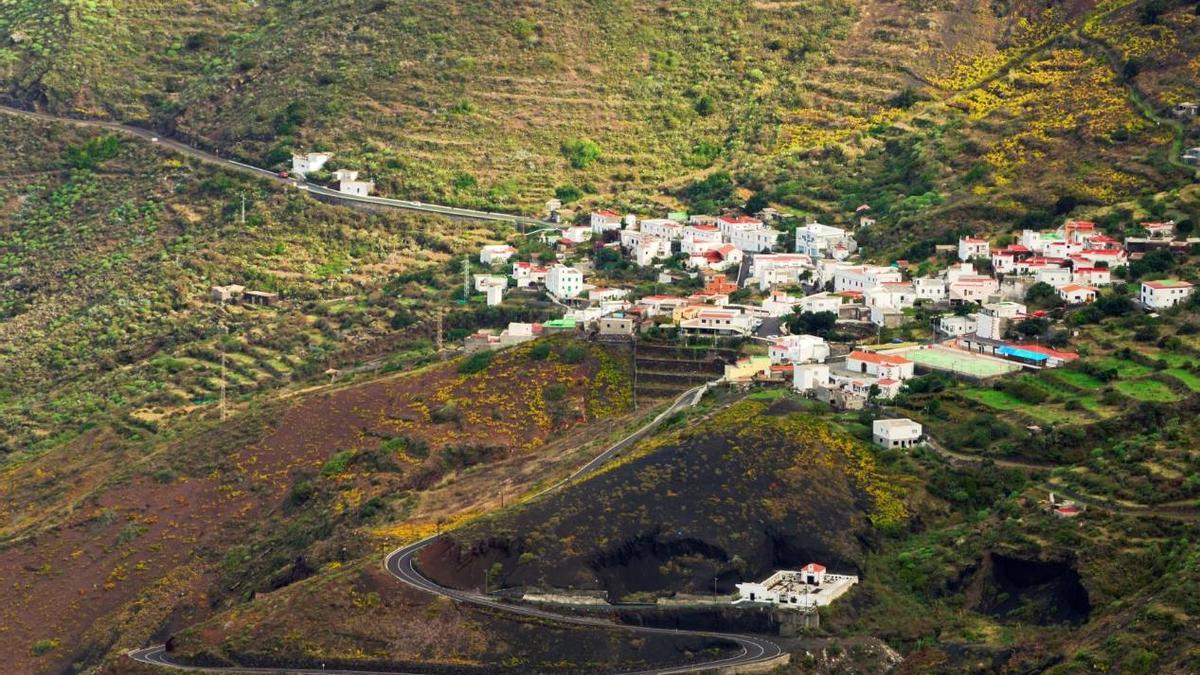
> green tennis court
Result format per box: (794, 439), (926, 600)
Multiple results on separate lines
(904, 347), (1022, 378)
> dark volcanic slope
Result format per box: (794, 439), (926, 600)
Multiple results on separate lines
(421, 399), (908, 600)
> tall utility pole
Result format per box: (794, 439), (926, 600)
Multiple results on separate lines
(220, 347), (227, 421)
(239, 193), (246, 225)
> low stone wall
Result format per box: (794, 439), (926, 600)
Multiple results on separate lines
(521, 591), (609, 605)
(720, 653), (791, 674)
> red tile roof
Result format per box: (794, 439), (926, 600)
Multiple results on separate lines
(801, 562), (827, 574)
(848, 350), (912, 366)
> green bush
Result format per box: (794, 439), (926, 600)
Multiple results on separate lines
(560, 138), (601, 169)
(320, 450), (354, 477)
(561, 344), (587, 364)
(31, 639), (59, 657)
(459, 350), (495, 374)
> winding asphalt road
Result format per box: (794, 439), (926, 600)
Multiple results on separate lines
(0, 104), (548, 227)
(129, 381), (790, 674)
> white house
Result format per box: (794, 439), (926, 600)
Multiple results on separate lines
(865, 282), (916, 311)
(716, 215), (764, 237)
(633, 235), (671, 267)
(485, 284), (505, 306)
(1141, 280), (1195, 309)
(1072, 267), (1111, 287)
(939, 314), (978, 337)
(590, 210), (624, 234)
(750, 254), (814, 290)
(947, 276), (999, 304)
(1035, 266), (1072, 287)
(480, 244), (517, 266)
(640, 218), (684, 240)
(512, 261), (549, 288)
(872, 418), (923, 449)
(761, 292), (803, 318)
(833, 265), (903, 293)
(730, 227), (782, 253)
(546, 265), (584, 298)
(474, 274), (507, 293)
(638, 295), (690, 317)
(678, 307), (755, 337)
(959, 237), (990, 261)
(794, 363), (832, 392)
(846, 350), (915, 380)
(913, 277), (947, 302)
(588, 287), (629, 303)
(1143, 221), (1176, 239)
(291, 152), (331, 176)
(769, 335), (830, 365)
(796, 223), (855, 258)
(681, 224), (723, 252)
(943, 262), (979, 284)
(734, 564), (858, 609)
(799, 292), (844, 315)
(1057, 283), (1098, 304)
(339, 175), (374, 196)
(975, 301), (1027, 340)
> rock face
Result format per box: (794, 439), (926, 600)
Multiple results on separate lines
(968, 552), (1091, 626)
(421, 399), (904, 602)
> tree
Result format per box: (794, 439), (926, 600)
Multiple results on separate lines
(694, 95), (715, 116)
(787, 310), (837, 337)
(1024, 282), (1063, 310)
(745, 191), (770, 215)
(561, 138), (601, 169)
(1016, 317), (1049, 337)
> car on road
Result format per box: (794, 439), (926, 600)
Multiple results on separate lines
(150, 137), (158, 142)
(278, 170), (289, 178)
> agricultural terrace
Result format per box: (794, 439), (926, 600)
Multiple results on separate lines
(900, 340), (1200, 507)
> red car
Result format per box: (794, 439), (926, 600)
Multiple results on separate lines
(278, 170), (289, 178)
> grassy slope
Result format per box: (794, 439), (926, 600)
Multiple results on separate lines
(0, 337), (635, 672)
(0, 112), (509, 455)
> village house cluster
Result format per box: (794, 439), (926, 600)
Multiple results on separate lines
(468, 208), (1196, 405)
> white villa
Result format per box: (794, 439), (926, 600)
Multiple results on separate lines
(546, 265), (584, 298)
(1141, 280), (1195, 309)
(768, 335), (830, 365)
(796, 223), (855, 259)
(872, 418), (923, 449)
(480, 244), (517, 266)
(734, 564), (859, 610)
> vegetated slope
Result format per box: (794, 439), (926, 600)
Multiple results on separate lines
(0, 112), (506, 456)
(0, 338), (633, 673)
(164, 560), (737, 673)
(422, 398), (910, 601)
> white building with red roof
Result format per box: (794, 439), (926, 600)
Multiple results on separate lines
(1141, 280), (1195, 309)
(590, 209), (624, 234)
(1072, 267), (1111, 287)
(734, 564), (858, 609)
(1057, 283), (1098, 304)
(846, 350), (915, 381)
(1143, 221), (1176, 239)
(480, 244), (517, 266)
(959, 236), (990, 262)
(716, 214), (764, 237)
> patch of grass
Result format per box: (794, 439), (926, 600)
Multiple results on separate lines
(1047, 369), (1106, 391)
(1114, 379), (1180, 403)
(1097, 357), (1153, 378)
(1162, 369), (1200, 392)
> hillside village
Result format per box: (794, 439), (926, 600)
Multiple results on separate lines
(465, 204), (1197, 415)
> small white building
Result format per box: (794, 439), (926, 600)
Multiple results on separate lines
(1141, 280), (1195, 309)
(339, 176), (374, 196)
(730, 227), (782, 253)
(640, 218), (684, 240)
(480, 244), (517, 266)
(512, 261), (550, 289)
(796, 223), (855, 258)
(939, 314), (978, 337)
(1072, 267), (1111, 287)
(872, 418), (923, 449)
(716, 215), (764, 237)
(959, 237), (990, 262)
(1035, 266), (1072, 287)
(799, 292), (844, 315)
(793, 363), (832, 393)
(598, 316), (635, 336)
(833, 265), (903, 293)
(734, 564), (859, 609)
(590, 210), (624, 234)
(913, 277), (947, 302)
(948, 276), (999, 304)
(546, 265), (584, 298)
(588, 287), (630, 303)
(769, 335), (830, 365)
(1056, 283), (1098, 304)
(291, 152), (331, 176)
(846, 351), (915, 381)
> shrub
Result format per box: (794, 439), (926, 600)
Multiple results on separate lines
(320, 450), (354, 477)
(459, 350), (495, 374)
(31, 639), (59, 657)
(561, 344), (587, 364)
(561, 138), (601, 169)
(554, 184), (583, 202)
(528, 342), (552, 360)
